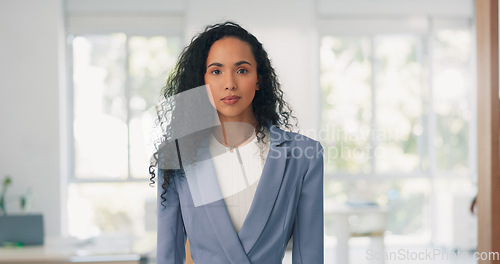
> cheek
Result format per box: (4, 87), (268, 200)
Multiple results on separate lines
(205, 84), (216, 109)
(245, 79), (258, 99)
(204, 74), (221, 90)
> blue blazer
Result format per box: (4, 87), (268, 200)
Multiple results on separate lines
(157, 122), (324, 264)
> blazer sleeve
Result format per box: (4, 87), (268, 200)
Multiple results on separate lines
(292, 141), (324, 264)
(157, 169), (186, 264)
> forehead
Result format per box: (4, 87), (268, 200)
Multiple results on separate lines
(206, 37), (256, 64)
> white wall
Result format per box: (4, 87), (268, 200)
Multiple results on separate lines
(317, 0), (473, 17)
(0, 0), (65, 237)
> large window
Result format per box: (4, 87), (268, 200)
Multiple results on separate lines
(320, 19), (475, 240)
(68, 33), (181, 238)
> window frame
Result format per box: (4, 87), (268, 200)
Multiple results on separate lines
(318, 16), (476, 182)
(63, 14), (184, 237)
(318, 16), (477, 242)
(65, 15), (184, 184)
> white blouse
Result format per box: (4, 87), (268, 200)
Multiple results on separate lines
(208, 127), (270, 233)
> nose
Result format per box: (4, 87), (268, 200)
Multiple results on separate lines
(224, 73), (236, 90)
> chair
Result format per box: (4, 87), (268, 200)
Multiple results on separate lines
(328, 204), (387, 264)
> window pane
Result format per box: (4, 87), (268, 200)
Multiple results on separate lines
(73, 34), (128, 179)
(320, 23), (474, 242)
(128, 36), (182, 178)
(375, 35), (423, 173)
(433, 29), (472, 173)
(320, 36), (372, 175)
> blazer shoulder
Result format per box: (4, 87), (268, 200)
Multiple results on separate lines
(284, 130), (323, 149)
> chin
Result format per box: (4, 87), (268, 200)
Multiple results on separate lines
(219, 113), (243, 119)
(217, 108), (242, 116)
(216, 105), (253, 121)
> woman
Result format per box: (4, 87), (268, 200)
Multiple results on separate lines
(150, 21), (324, 264)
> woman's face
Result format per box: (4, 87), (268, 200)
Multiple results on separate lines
(204, 37), (259, 124)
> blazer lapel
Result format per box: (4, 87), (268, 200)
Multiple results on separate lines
(183, 122), (291, 261)
(237, 123), (291, 254)
(201, 178), (252, 264)
(183, 132), (252, 264)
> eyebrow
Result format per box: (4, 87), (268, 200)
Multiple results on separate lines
(207, 60), (252, 68)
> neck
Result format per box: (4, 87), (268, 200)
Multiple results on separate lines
(213, 115), (258, 149)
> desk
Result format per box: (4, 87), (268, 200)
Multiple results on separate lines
(327, 205), (388, 264)
(0, 236), (152, 264)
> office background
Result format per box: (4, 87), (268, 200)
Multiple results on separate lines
(0, 0), (477, 262)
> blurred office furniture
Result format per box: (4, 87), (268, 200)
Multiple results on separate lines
(0, 236), (152, 264)
(327, 203), (387, 264)
(0, 214), (44, 245)
(434, 190), (477, 251)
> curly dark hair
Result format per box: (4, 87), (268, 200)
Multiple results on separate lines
(149, 21), (298, 206)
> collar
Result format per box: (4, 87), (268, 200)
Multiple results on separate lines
(265, 120), (291, 147)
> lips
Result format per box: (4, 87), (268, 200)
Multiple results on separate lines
(221, 95), (240, 105)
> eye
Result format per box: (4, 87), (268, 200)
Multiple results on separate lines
(237, 68), (248, 74)
(211, 69), (221, 75)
